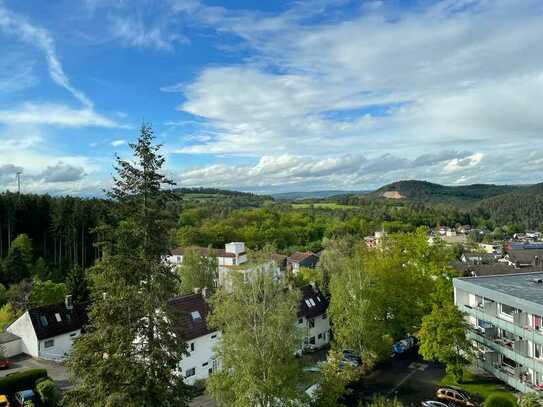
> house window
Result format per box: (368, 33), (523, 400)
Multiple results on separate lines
(190, 343), (195, 352)
(55, 313), (62, 322)
(500, 303), (517, 317)
(191, 311), (202, 321)
(318, 333), (322, 339)
(202, 362), (208, 367)
(309, 337), (316, 345)
(70, 332), (77, 337)
(185, 368), (196, 377)
(44, 339), (54, 348)
(211, 334), (217, 339)
(40, 315), (48, 327)
(308, 319), (315, 328)
(298, 318), (303, 325)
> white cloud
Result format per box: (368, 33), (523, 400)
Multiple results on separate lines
(164, 0), (543, 189)
(0, 103), (125, 128)
(111, 139), (126, 147)
(0, 1), (93, 108)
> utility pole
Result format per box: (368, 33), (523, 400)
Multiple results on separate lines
(16, 171), (22, 195)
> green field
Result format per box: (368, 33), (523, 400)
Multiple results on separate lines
(292, 203), (359, 210)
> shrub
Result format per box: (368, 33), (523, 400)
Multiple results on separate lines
(0, 368), (47, 394)
(485, 393), (516, 407)
(519, 393), (543, 407)
(36, 378), (61, 407)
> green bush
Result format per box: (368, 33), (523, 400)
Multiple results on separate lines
(36, 378), (61, 407)
(0, 368), (47, 394)
(485, 393), (516, 407)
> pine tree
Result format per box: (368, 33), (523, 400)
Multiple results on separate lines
(65, 124), (189, 406)
(65, 265), (89, 305)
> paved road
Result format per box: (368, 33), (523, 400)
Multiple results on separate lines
(0, 354), (71, 391)
(190, 395), (216, 407)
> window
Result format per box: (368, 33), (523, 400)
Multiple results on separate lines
(309, 298), (316, 307)
(500, 303), (517, 316)
(55, 313), (62, 322)
(309, 337), (316, 345)
(44, 339), (54, 348)
(185, 368), (196, 377)
(202, 362), (208, 367)
(318, 333), (322, 339)
(211, 334), (217, 339)
(316, 295), (321, 303)
(190, 342), (195, 352)
(191, 311), (202, 321)
(70, 332), (77, 337)
(308, 319), (315, 328)
(40, 315), (48, 327)
(304, 299), (312, 308)
(298, 318), (303, 325)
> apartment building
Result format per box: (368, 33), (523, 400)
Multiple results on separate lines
(454, 272), (543, 393)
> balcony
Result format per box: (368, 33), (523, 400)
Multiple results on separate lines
(467, 329), (543, 376)
(460, 304), (543, 347)
(477, 358), (542, 394)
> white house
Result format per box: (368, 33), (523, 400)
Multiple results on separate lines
(6, 298), (86, 361)
(297, 284), (331, 351)
(170, 293), (220, 385)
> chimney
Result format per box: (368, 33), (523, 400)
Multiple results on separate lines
(202, 287), (209, 300)
(309, 281), (317, 292)
(65, 295), (73, 310)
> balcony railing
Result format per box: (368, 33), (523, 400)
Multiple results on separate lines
(460, 304), (543, 347)
(467, 329), (543, 376)
(476, 358), (542, 394)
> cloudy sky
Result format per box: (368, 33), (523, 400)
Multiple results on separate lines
(1, 0), (542, 195)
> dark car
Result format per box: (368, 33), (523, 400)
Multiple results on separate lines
(341, 350), (362, 367)
(0, 359), (10, 370)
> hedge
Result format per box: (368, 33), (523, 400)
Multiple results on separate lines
(485, 393), (516, 407)
(0, 368), (47, 394)
(36, 378), (61, 407)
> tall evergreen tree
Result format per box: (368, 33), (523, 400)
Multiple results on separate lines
(65, 265), (90, 305)
(65, 124), (188, 406)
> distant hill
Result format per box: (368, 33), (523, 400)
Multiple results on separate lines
(271, 190), (369, 200)
(173, 187), (273, 208)
(371, 180), (526, 203)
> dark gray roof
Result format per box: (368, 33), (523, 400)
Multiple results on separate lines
(507, 249), (543, 266)
(298, 285), (328, 319)
(0, 331), (20, 344)
(28, 303), (88, 340)
(451, 261), (536, 277)
(455, 272), (543, 307)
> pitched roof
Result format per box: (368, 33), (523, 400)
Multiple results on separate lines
(288, 251), (318, 263)
(28, 302), (88, 340)
(170, 246), (237, 258)
(169, 293), (216, 341)
(298, 285), (328, 319)
(0, 331), (20, 344)
(451, 261), (535, 277)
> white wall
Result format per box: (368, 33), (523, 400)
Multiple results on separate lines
(1, 337), (22, 358)
(7, 312), (38, 357)
(179, 331), (221, 385)
(38, 329), (80, 361)
(298, 313), (330, 349)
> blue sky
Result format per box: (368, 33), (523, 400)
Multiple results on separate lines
(1, 0), (542, 195)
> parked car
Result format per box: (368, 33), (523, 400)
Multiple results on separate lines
(393, 335), (416, 355)
(0, 395), (10, 407)
(340, 350), (362, 367)
(436, 387), (478, 406)
(422, 401), (455, 407)
(14, 390), (36, 407)
(0, 359), (11, 369)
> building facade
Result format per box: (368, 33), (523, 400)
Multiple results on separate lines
(297, 284), (331, 351)
(454, 272), (543, 393)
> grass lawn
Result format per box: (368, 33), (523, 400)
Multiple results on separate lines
(292, 203), (359, 210)
(441, 369), (518, 406)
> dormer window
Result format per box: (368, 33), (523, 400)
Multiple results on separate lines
(55, 313), (62, 322)
(191, 311), (202, 321)
(40, 315), (48, 327)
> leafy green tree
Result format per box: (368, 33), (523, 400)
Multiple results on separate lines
(0, 303), (15, 331)
(6, 279), (33, 315)
(34, 258), (50, 281)
(314, 350), (359, 407)
(65, 265), (90, 305)
(29, 280), (67, 308)
(1, 247), (30, 286)
(207, 265), (303, 406)
(418, 302), (473, 382)
(363, 395), (404, 407)
(519, 392), (543, 407)
(484, 393), (516, 407)
(178, 247), (217, 294)
(10, 234), (33, 265)
(65, 124), (188, 407)
(36, 378), (61, 407)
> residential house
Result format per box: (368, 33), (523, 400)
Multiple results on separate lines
(297, 284), (330, 351)
(461, 251), (497, 265)
(479, 243), (503, 255)
(504, 249), (543, 269)
(6, 298), (87, 361)
(454, 272), (543, 393)
(287, 252), (320, 274)
(170, 292), (220, 386)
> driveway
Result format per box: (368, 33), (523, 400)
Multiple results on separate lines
(0, 354), (71, 391)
